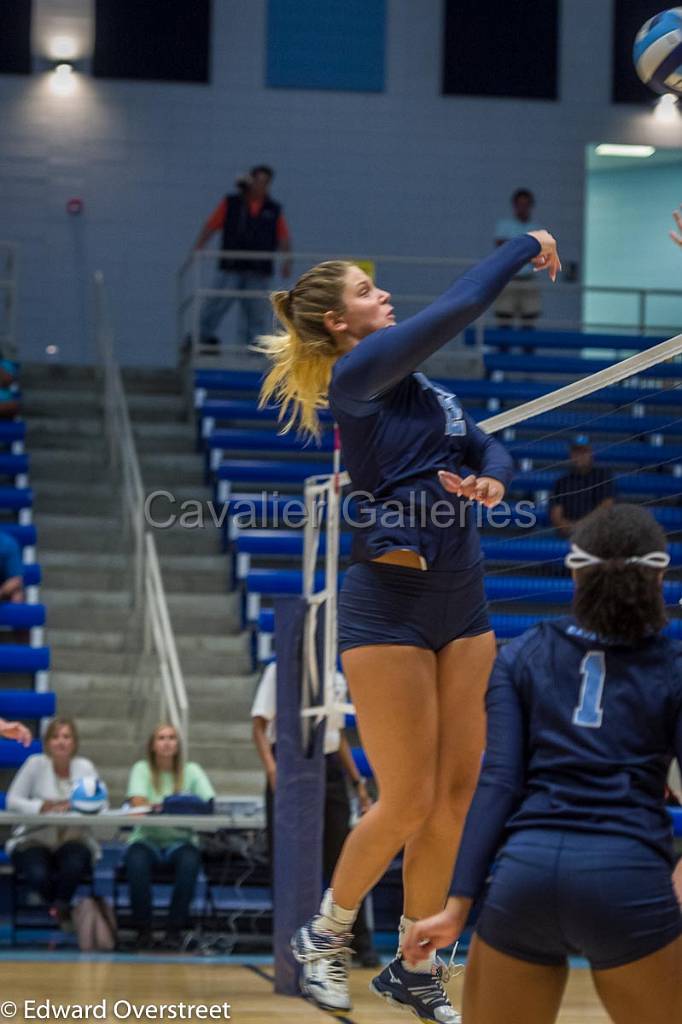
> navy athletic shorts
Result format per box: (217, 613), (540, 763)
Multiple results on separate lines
(475, 829), (682, 970)
(337, 560), (491, 654)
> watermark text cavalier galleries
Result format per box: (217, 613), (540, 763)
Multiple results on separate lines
(1, 1001), (230, 1021)
(144, 489), (537, 532)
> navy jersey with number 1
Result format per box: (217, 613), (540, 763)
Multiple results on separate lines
(451, 617), (682, 901)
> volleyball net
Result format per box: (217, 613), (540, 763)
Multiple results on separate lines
(267, 328), (682, 987)
(299, 330), (682, 728)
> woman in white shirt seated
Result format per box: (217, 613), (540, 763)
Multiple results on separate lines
(6, 717), (101, 928)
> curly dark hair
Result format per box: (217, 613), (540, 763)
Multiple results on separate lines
(571, 504), (668, 643)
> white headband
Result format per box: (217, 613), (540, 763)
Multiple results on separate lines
(565, 544), (671, 571)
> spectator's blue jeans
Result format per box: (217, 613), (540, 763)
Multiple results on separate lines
(125, 841), (201, 932)
(12, 841), (92, 906)
(199, 269), (272, 345)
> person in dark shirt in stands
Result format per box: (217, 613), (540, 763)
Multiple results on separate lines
(549, 435), (614, 538)
(193, 165), (292, 348)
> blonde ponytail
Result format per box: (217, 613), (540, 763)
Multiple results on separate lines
(253, 261), (352, 440)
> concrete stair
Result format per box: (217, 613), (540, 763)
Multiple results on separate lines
(18, 362), (261, 806)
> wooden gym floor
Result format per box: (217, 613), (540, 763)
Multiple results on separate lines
(0, 958), (611, 1022)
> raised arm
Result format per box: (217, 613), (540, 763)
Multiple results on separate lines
(449, 636), (529, 901)
(332, 234), (548, 404)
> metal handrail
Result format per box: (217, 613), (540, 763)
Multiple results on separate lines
(94, 271), (189, 750)
(177, 246), (682, 357)
(94, 271), (145, 609)
(144, 533), (189, 745)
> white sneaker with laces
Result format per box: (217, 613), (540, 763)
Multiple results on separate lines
(300, 946), (352, 1013)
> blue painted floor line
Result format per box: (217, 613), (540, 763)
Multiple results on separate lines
(0, 951), (277, 965)
(0, 949), (594, 969)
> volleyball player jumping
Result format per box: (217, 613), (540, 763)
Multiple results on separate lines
(404, 503), (682, 1024)
(257, 229), (560, 1019)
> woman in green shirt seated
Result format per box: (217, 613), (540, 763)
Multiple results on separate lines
(124, 723), (215, 949)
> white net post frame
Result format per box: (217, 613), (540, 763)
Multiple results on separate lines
(301, 331), (682, 724)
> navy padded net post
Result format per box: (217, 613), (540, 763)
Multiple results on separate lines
(273, 596), (326, 996)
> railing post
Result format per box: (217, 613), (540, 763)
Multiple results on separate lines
(191, 252), (202, 359)
(638, 291), (647, 336)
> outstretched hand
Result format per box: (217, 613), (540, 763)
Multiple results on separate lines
(671, 207), (682, 248)
(526, 229), (562, 282)
(0, 719), (32, 746)
(439, 471), (505, 508)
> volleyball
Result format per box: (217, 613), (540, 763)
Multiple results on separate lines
(633, 7), (682, 96)
(70, 776), (108, 814)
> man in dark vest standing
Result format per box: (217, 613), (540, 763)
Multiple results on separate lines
(193, 165), (292, 346)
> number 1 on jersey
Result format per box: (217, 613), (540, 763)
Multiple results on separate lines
(573, 651), (606, 729)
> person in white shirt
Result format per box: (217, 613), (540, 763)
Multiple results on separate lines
(251, 661), (379, 967)
(494, 188), (544, 328)
(5, 717), (101, 929)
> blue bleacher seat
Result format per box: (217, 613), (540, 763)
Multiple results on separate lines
(0, 454), (28, 476)
(256, 607), (682, 646)
(352, 747), (373, 779)
(0, 604), (46, 628)
(226, 494), (307, 522)
(507, 439), (682, 466)
(198, 399), (332, 429)
(0, 525), (37, 549)
(246, 569), (679, 606)
(670, 807), (682, 838)
(195, 370), (264, 395)
(502, 410), (682, 438)
(203, 406), (682, 440)
(233, 530), (682, 568)
(510, 471), (682, 499)
(0, 646), (50, 672)
(0, 691), (55, 718)
(223, 494), (682, 537)
(216, 460), (331, 487)
(235, 530), (352, 562)
(217, 459), (682, 500)
(468, 328), (669, 352)
(0, 739), (41, 768)
(486, 353), (682, 381)
(0, 792), (6, 811)
(195, 369), (682, 409)
(0, 422), (25, 443)
(207, 428), (334, 455)
(21, 565), (40, 586)
(439, 380), (682, 408)
(244, 568), (682, 609)
(0, 487), (32, 510)
(209, 432), (682, 466)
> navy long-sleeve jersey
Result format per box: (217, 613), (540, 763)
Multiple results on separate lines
(329, 235), (539, 570)
(451, 618), (682, 900)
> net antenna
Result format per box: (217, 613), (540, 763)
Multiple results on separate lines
(301, 332), (682, 725)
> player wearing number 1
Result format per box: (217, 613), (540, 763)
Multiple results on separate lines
(404, 503), (682, 1024)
